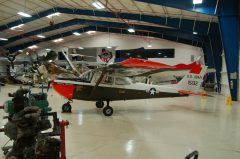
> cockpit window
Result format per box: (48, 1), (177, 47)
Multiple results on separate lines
(102, 76), (113, 85)
(80, 70), (94, 82)
(95, 72), (113, 85)
(115, 77), (131, 85)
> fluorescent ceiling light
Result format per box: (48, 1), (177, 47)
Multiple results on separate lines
(46, 12), (60, 18)
(0, 38), (8, 41)
(107, 46), (112, 49)
(128, 28), (135, 33)
(37, 35), (46, 38)
(86, 30), (96, 34)
(92, 1), (105, 9)
(10, 24), (24, 30)
(147, 44), (152, 48)
(78, 47), (84, 50)
(18, 50), (23, 52)
(28, 45), (38, 49)
(53, 38), (63, 42)
(73, 32), (82, 36)
(17, 12), (32, 17)
(45, 48), (51, 51)
(193, 31), (198, 34)
(193, 0), (203, 4)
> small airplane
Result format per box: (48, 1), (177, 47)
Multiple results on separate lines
(25, 50), (75, 84)
(51, 58), (207, 116)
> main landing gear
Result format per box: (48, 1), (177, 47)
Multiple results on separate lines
(95, 100), (113, 116)
(62, 101), (72, 113)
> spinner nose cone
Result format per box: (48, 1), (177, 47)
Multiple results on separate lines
(52, 81), (74, 100)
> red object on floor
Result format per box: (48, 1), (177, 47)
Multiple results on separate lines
(60, 120), (69, 159)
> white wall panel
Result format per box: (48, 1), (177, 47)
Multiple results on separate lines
(37, 33), (204, 66)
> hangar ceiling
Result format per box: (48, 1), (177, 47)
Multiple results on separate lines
(0, 0), (218, 54)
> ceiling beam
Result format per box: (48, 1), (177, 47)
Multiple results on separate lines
(1, 18), (206, 47)
(134, 0), (218, 15)
(7, 26), (203, 53)
(0, 7), (215, 35)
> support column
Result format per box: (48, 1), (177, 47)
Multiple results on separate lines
(205, 23), (223, 93)
(203, 40), (215, 84)
(218, 0), (240, 101)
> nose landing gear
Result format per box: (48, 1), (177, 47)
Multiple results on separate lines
(62, 101), (72, 113)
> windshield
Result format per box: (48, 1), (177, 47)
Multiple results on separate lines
(115, 77), (131, 85)
(95, 71), (114, 85)
(80, 70), (95, 82)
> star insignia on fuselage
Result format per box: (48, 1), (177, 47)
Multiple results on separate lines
(149, 88), (156, 95)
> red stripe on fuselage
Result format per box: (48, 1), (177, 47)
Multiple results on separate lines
(52, 81), (74, 100)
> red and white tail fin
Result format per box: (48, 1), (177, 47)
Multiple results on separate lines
(176, 63), (207, 93)
(174, 56), (202, 70)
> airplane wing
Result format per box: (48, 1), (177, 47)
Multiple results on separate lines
(61, 52), (81, 76)
(95, 58), (178, 77)
(70, 53), (96, 59)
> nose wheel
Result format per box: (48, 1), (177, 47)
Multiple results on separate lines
(62, 101), (72, 113)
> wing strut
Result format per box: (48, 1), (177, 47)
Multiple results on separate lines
(61, 52), (81, 76)
(88, 71), (106, 99)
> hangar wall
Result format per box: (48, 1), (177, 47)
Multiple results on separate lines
(37, 33), (204, 66)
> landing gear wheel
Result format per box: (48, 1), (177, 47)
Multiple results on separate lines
(96, 101), (104, 108)
(62, 102), (72, 113)
(103, 106), (113, 116)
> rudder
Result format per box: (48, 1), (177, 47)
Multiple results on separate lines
(176, 63), (207, 92)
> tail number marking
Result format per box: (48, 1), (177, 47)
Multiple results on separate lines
(187, 75), (203, 79)
(188, 81), (198, 86)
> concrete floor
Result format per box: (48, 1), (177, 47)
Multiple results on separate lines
(0, 85), (240, 159)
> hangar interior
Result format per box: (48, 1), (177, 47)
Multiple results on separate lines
(0, 0), (239, 159)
